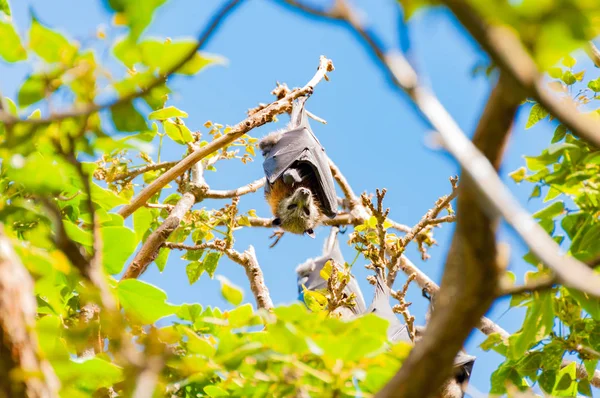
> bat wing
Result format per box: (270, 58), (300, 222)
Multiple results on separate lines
(263, 122), (337, 218)
(297, 228), (366, 316)
(366, 269), (411, 343)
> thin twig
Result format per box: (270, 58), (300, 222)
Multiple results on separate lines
(499, 274), (556, 297)
(110, 161), (178, 183)
(117, 56), (334, 219)
(0, 0), (244, 127)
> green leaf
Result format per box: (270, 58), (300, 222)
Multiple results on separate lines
(29, 18), (77, 64)
(303, 289), (327, 312)
(217, 276), (243, 306)
(17, 74), (48, 107)
(53, 358), (123, 393)
(63, 220), (92, 247)
(561, 70), (577, 85)
(568, 289), (600, 320)
(204, 385), (229, 397)
(90, 183), (128, 210)
(110, 0), (168, 40)
(562, 55), (576, 68)
(186, 260), (205, 285)
(154, 247), (169, 272)
(133, 207), (153, 241)
(578, 379), (593, 397)
(148, 106), (188, 120)
(102, 226), (136, 274)
(177, 303), (202, 322)
(228, 303), (254, 328)
(552, 125), (567, 143)
(0, 21), (26, 62)
(539, 370), (557, 393)
(110, 101), (147, 132)
(509, 167), (527, 183)
(117, 279), (177, 324)
(204, 251), (220, 278)
(508, 292), (554, 359)
(0, 0), (10, 16)
(526, 103), (549, 129)
(532, 201), (564, 220)
(164, 120), (194, 144)
(181, 327), (216, 356)
(552, 362), (577, 396)
(588, 78), (600, 92)
(529, 185), (541, 199)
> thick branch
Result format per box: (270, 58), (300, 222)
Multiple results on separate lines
(279, 0), (600, 297)
(439, 0), (600, 149)
(0, 225), (59, 397)
(378, 74), (519, 397)
(117, 56), (334, 219)
(0, 0), (244, 126)
(122, 158), (206, 280)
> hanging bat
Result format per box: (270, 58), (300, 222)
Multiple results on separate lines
(259, 95), (337, 237)
(367, 268), (476, 398)
(296, 227), (366, 317)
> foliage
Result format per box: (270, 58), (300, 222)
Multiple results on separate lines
(0, 0), (599, 396)
(0, 2), (406, 396)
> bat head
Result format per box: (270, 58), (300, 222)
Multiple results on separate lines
(272, 187), (319, 237)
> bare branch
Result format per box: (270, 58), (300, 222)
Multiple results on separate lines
(0, 0), (244, 127)
(204, 177), (266, 199)
(166, 242), (273, 310)
(279, 0), (600, 297)
(0, 225), (60, 397)
(439, 0), (600, 149)
(117, 56), (334, 219)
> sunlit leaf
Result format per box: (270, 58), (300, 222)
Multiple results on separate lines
(0, 20), (26, 62)
(117, 279), (178, 324)
(217, 275), (243, 306)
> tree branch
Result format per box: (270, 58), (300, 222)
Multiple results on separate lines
(585, 41), (600, 68)
(0, 0), (244, 127)
(117, 55), (334, 219)
(166, 242), (273, 310)
(110, 161), (179, 184)
(278, 0), (600, 298)
(377, 73), (519, 397)
(122, 152), (207, 280)
(204, 177), (265, 199)
(0, 225), (60, 397)
(499, 274), (556, 297)
(439, 0), (600, 149)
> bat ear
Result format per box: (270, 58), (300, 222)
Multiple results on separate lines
(305, 229), (315, 239)
(272, 218), (281, 227)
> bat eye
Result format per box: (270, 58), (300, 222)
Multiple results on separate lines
(303, 207), (310, 216)
(272, 218), (281, 226)
(287, 204), (297, 210)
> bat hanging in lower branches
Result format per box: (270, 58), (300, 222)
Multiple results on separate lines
(259, 95), (338, 237)
(296, 226), (366, 318)
(297, 228), (476, 397)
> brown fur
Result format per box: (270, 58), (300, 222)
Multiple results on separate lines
(266, 178), (323, 216)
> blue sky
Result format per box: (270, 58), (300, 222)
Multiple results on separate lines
(2, 0), (597, 394)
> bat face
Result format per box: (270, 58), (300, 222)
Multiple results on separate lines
(273, 187), (319, 235)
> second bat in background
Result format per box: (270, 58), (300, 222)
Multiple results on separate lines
(259, 95), (338, 237)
